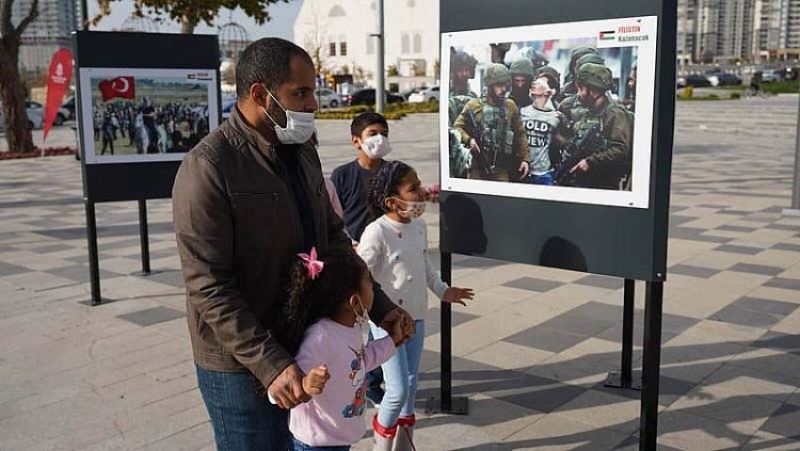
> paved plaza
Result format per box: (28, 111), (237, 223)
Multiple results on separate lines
(0, 96), (799, 450)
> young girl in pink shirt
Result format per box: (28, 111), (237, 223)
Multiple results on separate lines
(277, 247), (405, 451)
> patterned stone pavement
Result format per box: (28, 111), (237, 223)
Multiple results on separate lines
(0, 96), (798, 450)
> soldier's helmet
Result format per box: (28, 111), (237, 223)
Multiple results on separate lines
(536, 66), (561, 89)
(483, 63), (511, 87)
(576, 63), (614, 92)
(575, 53), (605, 72)
(451, 50), (478, 72)
(509, 57), (535, 78)
(569, 47), (599, 72)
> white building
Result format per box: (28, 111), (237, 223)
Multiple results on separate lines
(293, 0), (440, 93)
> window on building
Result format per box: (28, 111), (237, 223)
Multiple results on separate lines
(408, 0), (415, 6)
(340, 41), (348, 56)
(329, 42), (337, 56)
(329, 5), (346, 17)
(401, 34), (410, 54)
(413, 33), (422, 53)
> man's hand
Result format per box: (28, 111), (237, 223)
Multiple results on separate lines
(381, 307), (415, 344)
(267, 364), (310, 409)
(442, 287), (475, 306)
(570, 159), (590, 174)
(389, 318), (406, 347)
(518, 161), (530, 179)
(302, 365), (330, 396)
(468, 138), (481, 156)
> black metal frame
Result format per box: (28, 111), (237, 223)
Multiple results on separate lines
(436, 0), (676, 448)
(74, 31), (221, 305)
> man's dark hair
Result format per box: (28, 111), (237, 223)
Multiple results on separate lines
(236, 38), (314, 98)
(350, 112), (389, 138)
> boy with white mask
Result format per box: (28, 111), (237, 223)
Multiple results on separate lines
(520, 78), (561, 186)
(331, 112), (393, 244)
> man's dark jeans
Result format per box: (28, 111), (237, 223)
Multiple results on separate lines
(196, 365), (289, 451)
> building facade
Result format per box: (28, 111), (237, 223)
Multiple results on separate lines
(293, 0), (439, 93)
(11, 0), (78, 73)
(679, 0), (799, 63)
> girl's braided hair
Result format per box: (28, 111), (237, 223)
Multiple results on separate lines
(277, 246), (368, 355)
(366, 160), (414, 224)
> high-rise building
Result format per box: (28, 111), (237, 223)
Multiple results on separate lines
(12, 0), (79, 73)
(717, 0), (754, 61)
(680, 0), (800, 63)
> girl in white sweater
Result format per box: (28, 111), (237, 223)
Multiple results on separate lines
(357, 161), (473, 451)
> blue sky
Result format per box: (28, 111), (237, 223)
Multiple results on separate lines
(87, 0), (302, 41)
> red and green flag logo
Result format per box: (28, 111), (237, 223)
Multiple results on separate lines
(599, 30), (616, 41)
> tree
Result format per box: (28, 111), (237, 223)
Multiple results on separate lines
(0, 0), (38, 153)
(95, 0), (289, 34)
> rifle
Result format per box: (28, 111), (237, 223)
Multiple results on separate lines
(461, 108), (495, 178)
(554, 124), (601, 186)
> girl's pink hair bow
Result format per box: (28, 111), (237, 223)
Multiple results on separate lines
(298, 247), (324, 280)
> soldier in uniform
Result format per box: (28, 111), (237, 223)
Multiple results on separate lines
(509, 57), (535, 109)
(454, 63), (529, 182)
(556, 62), (633, 190)
(448, 49), (479, 178)
(559, 47), (599, 102)
(556, 52), (606, 126)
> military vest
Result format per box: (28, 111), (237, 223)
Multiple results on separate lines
(480, 101), (514, 158)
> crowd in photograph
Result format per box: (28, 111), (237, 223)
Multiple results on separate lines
(93, 97), (210, 156)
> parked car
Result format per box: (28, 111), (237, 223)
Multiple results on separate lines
(761, 70), (782, 83)
(785, 66), (800, 81)
(221, 97), (237, 121)
(676, 77), (687, 89)
(316, 88), (343, 108)
(0, 101), (43, 130)
(55, 96), (75, 125)
(345, 88), (404, 106)
(684, 74), (712, 87)
(399, 88), (421, 101)
(408, 86), (440, 103)
(717, 73), (742, 86)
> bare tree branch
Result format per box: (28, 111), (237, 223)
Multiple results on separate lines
(1, 0), (14, 37)
(16, 0), (39, 36)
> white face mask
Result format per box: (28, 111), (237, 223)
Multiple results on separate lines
(361, 134), (392, 160)
(262, 88), (316, 144)
(393, 198), (426, 219)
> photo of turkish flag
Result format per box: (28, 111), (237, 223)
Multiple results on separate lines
(98, 76), (135, 102)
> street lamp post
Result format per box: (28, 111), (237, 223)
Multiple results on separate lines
(788, 94), (800, 215)
(375, 0), (385, 113)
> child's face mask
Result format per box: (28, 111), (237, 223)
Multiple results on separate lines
(392, 198), (426, 219)
(361, 134), (392, 160)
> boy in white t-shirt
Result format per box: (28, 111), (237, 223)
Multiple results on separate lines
(519, 78), (561, 186)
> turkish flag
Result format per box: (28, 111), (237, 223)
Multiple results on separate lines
(43, 48), (73, 141)
(98, 76), (135, 102)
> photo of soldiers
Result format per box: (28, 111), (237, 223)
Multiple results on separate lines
(442, 18), (654, 208)
(555, 62), (633, 190)
(453, 63), (529, 182)
(446, 37), (637, 190)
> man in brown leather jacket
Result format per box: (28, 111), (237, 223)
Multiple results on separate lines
(172, 38), (413, 450)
